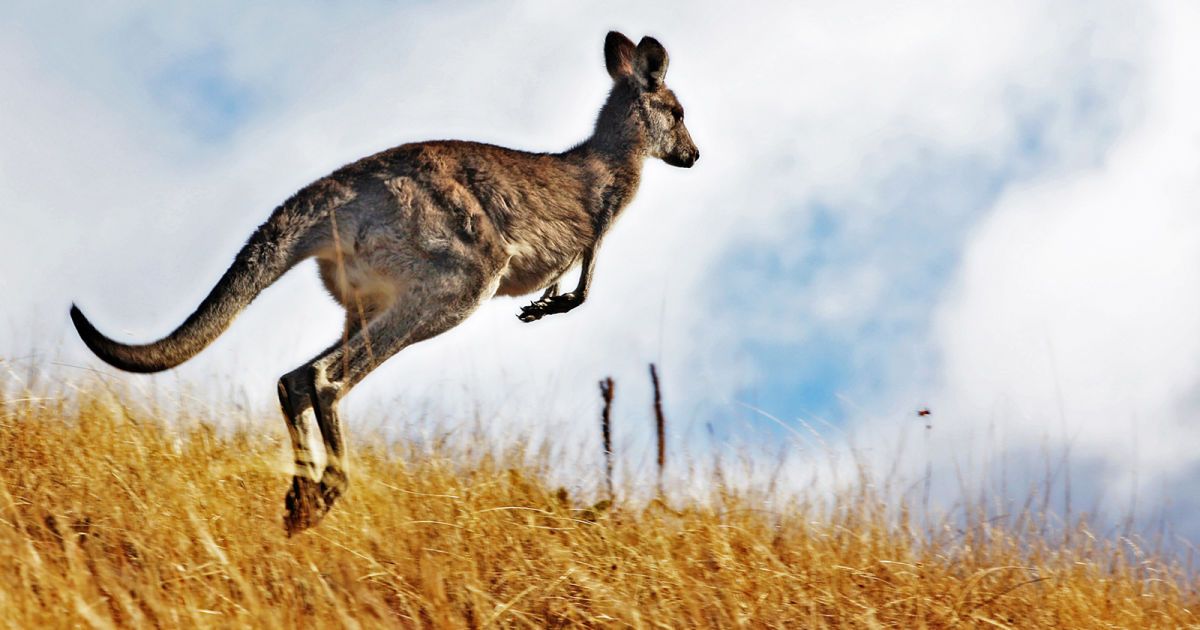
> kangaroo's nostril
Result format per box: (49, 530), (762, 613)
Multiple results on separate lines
(693, 151), (700, 163)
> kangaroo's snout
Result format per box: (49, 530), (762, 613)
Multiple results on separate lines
(665, 148), (699, 168)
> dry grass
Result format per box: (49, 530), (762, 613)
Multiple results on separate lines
(0, 383), (1197, 628)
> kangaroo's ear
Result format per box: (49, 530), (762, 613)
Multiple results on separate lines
(605, 31), (636, 80)
(633, 36), (669, 90)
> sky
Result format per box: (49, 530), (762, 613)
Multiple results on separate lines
(2, 2), (1199, 536)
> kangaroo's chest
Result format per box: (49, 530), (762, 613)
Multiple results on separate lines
(484, 176), (603, 297)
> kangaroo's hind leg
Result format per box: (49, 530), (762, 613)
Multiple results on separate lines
(281, 270), (497, 535)
(277, 298), (383, 536)
(304, 298), (386, 525)
(277, 342), (342, 535)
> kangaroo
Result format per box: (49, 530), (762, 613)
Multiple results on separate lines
(69, 31), (698, 534)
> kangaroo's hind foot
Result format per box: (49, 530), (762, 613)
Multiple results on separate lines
(284, 475), (331, 536)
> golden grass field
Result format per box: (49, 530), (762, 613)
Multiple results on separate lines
(1, 380), (1198, 628)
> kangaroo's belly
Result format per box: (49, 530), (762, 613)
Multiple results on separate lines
(317, 255), (408, 317)
(495, 240), (578, 297)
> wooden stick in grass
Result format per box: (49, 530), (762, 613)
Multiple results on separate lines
(599, 377), (615, 501)
(649, 363), (666, 499)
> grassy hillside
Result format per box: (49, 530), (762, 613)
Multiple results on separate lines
(0, 384), (1196, 628)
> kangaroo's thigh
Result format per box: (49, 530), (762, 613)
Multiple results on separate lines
(320, 264), (496, 390)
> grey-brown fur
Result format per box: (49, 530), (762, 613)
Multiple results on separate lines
(70, 31), (698, 534)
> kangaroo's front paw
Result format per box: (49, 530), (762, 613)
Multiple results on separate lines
(517, 300), (547, 322)
(518, 293), (581, 323)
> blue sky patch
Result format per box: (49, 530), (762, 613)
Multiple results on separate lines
(714, 105), (1124, 432)
(149, 47), (258, 142)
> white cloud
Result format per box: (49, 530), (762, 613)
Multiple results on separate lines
(808, 1), (1200, 535)
(926, 0), (1200, 491)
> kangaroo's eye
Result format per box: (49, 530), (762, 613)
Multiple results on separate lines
(671, 108), (684, 122)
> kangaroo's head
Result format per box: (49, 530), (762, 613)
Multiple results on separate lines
(599, 31), (699, 168)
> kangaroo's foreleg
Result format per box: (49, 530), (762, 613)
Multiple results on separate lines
(518, 245), (601, 322)
(514, 281), (559, 323)
(519, 199), (617, 323)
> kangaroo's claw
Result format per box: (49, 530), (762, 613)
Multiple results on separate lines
(518, 293), (581, 323)
(518, 309), (543, 323)
(518, 301), (548, 322)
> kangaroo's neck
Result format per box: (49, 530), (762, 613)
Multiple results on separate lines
(489, 95), (646, 296)
(581, 85), (646, 178)
(565, 90), (649, 216)
(581, 126), (644, 171)
(570, 140), (644, 198)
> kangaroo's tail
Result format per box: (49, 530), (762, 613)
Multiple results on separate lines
(70, 199), (332, 373)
